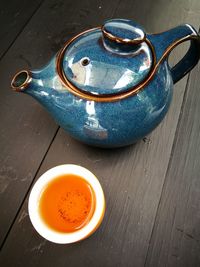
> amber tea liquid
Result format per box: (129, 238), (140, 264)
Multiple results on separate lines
(39, 174), (95, 233)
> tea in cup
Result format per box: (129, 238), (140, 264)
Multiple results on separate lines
(28, 165), (105, 244)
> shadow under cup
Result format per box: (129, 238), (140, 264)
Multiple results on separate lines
(28, 165), (105, 244)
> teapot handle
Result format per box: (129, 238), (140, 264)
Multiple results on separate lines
(150, 24), (200, 83)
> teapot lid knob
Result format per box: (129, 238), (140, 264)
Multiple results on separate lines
(101, 19), (146, 45)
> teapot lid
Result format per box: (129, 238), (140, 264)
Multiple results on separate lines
(57, 19), (155, 100)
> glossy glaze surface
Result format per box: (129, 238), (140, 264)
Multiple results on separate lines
(103, 19), (145, 42)
(12, 19), (200, 147)
(63, 29), (152, 95)
(25, 56), (172, 147)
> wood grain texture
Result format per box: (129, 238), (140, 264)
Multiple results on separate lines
(145, 61), (200, 267)
(0, 0), (61, 246)
(0, 0), (43, 59)
(0, 0), (120, 251)
(0, 0), (200, 266)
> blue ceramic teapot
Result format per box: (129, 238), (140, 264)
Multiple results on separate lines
(11, 19), (200, 147)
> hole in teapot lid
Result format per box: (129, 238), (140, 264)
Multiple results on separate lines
(81, 57), (90, 66)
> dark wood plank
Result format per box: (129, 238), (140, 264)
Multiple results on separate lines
(0, 0), (121, 251)
(1, 1), (200, 267)
(0, 0), (62, 246)
(0, 0), (43, 59)
(145, 57), (200, 266)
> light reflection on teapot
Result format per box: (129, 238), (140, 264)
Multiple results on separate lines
(11, 19), (200, 147)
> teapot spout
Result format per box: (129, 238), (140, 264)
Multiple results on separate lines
(11, 70), (32, 92)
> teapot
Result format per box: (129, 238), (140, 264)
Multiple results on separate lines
(11, 19), (200, 148)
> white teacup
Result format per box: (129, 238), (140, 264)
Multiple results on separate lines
(28, 164), (105, 244)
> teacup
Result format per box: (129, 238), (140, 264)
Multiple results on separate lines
(28, 164), (105, 244)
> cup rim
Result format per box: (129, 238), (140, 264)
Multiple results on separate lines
(28, 164), (105, 244)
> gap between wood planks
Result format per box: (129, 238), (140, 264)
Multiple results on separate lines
(0, 0), (44, 62)
(0, 126), (60, 251)
(143, 71), (191, 266)
(0, 0), (123, 250)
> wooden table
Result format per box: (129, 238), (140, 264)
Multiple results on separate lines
(0, 0), (200, 266)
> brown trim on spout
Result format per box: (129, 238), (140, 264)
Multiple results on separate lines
(11, 70), (32, 92)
